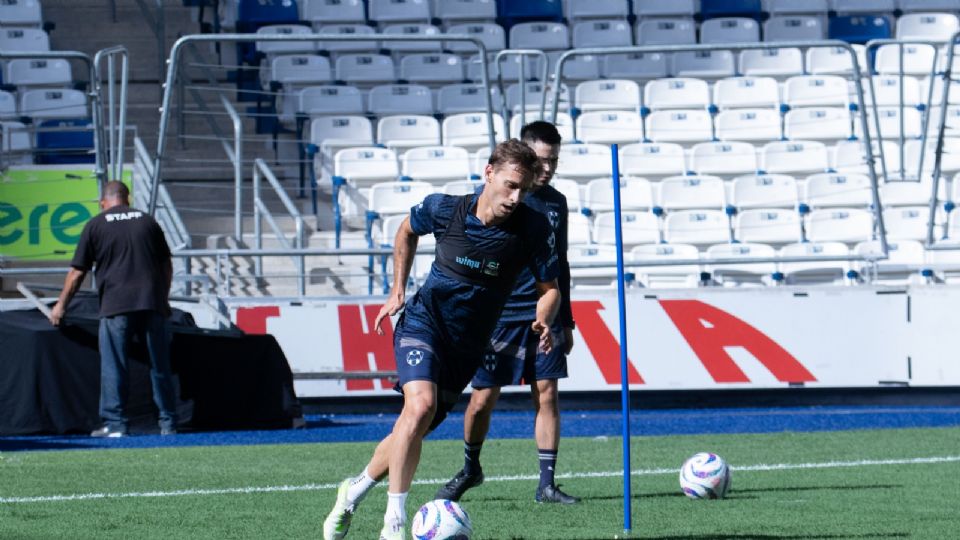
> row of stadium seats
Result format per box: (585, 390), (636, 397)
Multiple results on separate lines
(0, 0), (42, 28)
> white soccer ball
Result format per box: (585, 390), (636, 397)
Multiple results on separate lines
(679, 452), (732, 499)
(410, 499), (473, 540)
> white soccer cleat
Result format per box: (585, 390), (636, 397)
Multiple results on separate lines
(323, 479), (356, 540)
(378, 521), (405, 540)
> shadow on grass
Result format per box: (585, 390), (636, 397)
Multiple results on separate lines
(624, 535), (909, 539)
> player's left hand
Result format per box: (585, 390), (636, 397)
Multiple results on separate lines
(532, 320), (553, 354)
(562, 326), (574, 355)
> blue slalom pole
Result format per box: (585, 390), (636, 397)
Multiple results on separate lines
(610, 144), (632, 534)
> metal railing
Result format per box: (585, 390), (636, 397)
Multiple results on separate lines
(492, 49), (549, 138)
(220, 95), (244, 242)
(92, 45), (129, 185)
(252, 158), (307, 296)
(926, 30), (960, 248)
(133, 136), (190, 252)
(548, 40), (889, 263)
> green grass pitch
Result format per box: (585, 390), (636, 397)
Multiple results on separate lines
(1, 427), (958, 539)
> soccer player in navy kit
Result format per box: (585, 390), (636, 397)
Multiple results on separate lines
(322, 140), (561, 540)
(434, 121), (579, 504)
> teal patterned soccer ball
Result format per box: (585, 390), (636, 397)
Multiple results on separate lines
(680, 452), (732, 499)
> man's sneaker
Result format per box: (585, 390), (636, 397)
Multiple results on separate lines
(434, 468), (484, 501)
(535, 484), (580, 504)
(378, 521), (405, 540)
(322, 479), (356, 540)
(90, 425), (126, 438)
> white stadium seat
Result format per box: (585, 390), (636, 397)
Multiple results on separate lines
(0, 28), (49, 52)
(553, 179), (585, 212)
(300, 0), (365, 25)
(806, 208), (875, 243)
(334, 146), (400, 184)
(783, 107), (851, 140)
(583, 176), (654, 212)
(575, 79), (641, 112)
(761, 140), (830, 174)
(874, 44), (936, 76)
(783, 75), (849, 107)
(863, 75), (921, 107)
(592, 211), (660, 246)
(444, 23), (506, 53)
(833, 139), (899, 176)
(671, 51), (736, 79)
(380, 214), (435, 279)
(509, 112), (574, 142)
(896, 13), (959, 41)
(779, 241), (849, 284)
(505, 82), (569, 114)
(377, 115), (441, 150)
(576, 111), (643, 145)
(316, 24), (378, 53)
(716, 109), (783, 141)
(466, 54), (542, 82)
(926, 106), (960, 138)
(5, 58), (71, 89)
(767, 0), (829, 15)
(880, 179), (937, 206)
(567, 0), (630, 20)
(401, 145), (471, 182)
(705, 243), (778, 283)
(436, 0), (497, 24)
(646, 110), (713, 142)
(368, 0), (431, 25)
(830, 0), (895, 13)
(436, 84), (495, 115)
(853, 239), (926, 283)
(0, 0), (42, 27)
(572, 19), (633, 48)
(700, 18), (760, 44)
(1, 121), (32, 164)
(335, 54), (396, 86)
(567, 243), (619, 282)
(299, 85), (365, 116)
(567, 212), (591, 243)
(805, 173), (873, 208)
(633, 0), (696, 17)
(903, 138), (960, 179)
(442, 179), (483, 195)
(805, 45), (867, 75)
(256, 25), (314, 55)
(644, 78), (710, 110)
(509, 22), (570, 50)
(763, 16), (825, 41)
(629, 243), (701, 288)
(658, 175), (726, 211)
(19, 89), (87, 119)
(731, 174), (799, 209)
(399, 53), (464, 85)
(381, 24), (442, 52)
(883, 206), (934, 241)
(556, 53), (602, 82)
(557, 143), (613, 178)
(899, 1), (960, 13)
(735, 208), (803, 244)
(602, 52), (668, 80)
(310, 115), (374, 158)
(368, 180), (436, 216)
(0, 91), (17, 120)
(738, 48), (804, 77)
(368, 84), (433, 116)
(270, 54), (332, 87)
(855, 107), (923, 140)
(441, 112), (505, 151)
(713, 77), (780, 109)
(690, 142), (759, 176)
(620, 142), (687, 177)
(663, 210), (730, 245)
(636, 18), (696, 46)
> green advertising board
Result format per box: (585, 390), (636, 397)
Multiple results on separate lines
(0, 167), (132, 261)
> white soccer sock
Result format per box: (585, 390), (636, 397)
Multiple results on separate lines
(384, 491), (408, 526)
(345, 467), (378, 505)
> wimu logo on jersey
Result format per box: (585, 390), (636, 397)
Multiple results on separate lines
(455, 255), (481, 270)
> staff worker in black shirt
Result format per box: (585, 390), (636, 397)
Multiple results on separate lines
(49, 180), (178, 437)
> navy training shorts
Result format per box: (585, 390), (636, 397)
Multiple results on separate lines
(470, 321), (568, 389)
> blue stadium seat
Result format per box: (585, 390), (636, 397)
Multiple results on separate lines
(35, 118), (94, 164)
(698, 0), (762, 21)
(828, 15), (891, 44)
(496, 0), (563, 27)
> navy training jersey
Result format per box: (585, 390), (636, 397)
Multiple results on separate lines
(498, 183), (574, 327)
(403, 193), (559, 350)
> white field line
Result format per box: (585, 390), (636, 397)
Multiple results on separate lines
(1, 455), (958, 504)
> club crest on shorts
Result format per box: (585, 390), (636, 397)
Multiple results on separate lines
(406, 349), (424, 366)
(483, 353), (497, 371)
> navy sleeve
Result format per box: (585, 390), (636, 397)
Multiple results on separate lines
(409, 193), (454, 237)
(556, 196), (575, 328)
(70, 218), (96, 271)
(528, 211), (559, 284)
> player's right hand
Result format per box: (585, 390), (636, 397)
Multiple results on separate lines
(48, 302), (65, 327)
(531, 320), (553, 354)
(374, 292), (405, 335)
